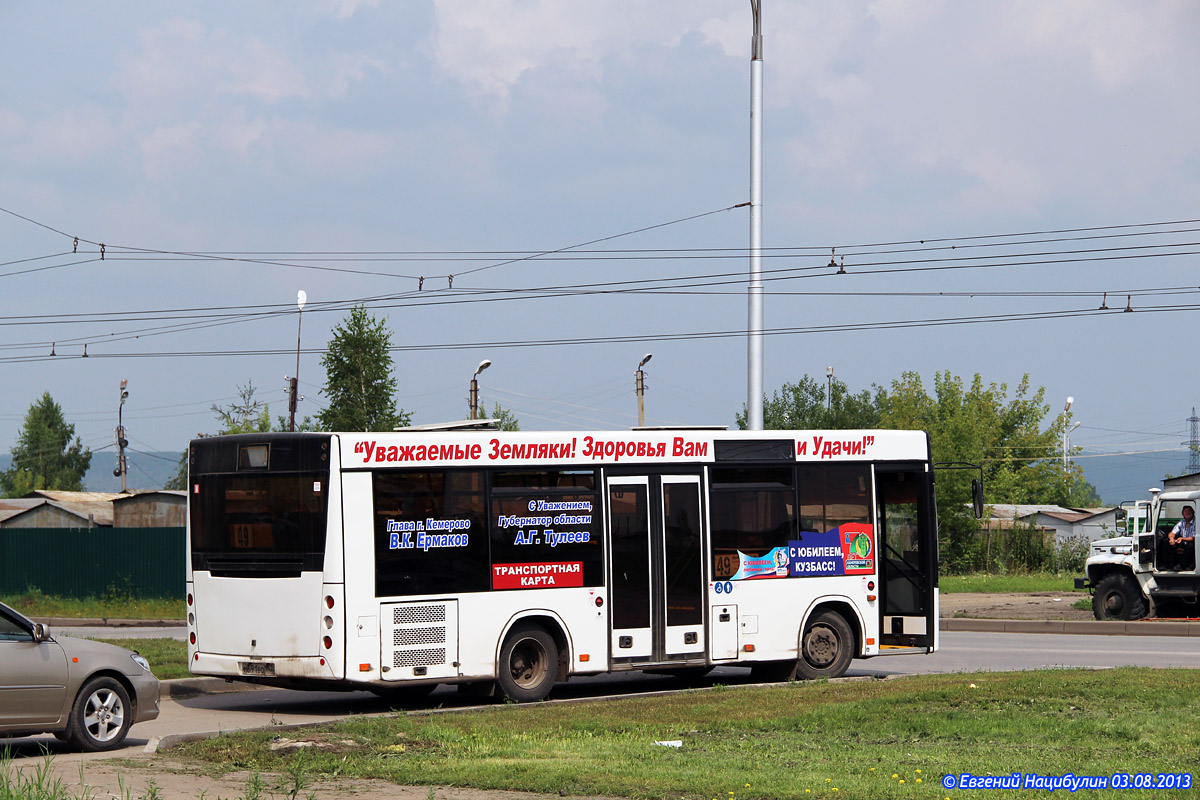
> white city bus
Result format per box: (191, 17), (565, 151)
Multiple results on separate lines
(185, 427), (939, 701)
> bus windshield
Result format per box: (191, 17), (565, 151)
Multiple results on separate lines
(191, 472), (328, 576)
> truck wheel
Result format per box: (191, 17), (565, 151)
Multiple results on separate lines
(795, 610), (855, 680)
(1092, 573), (1148, 620)
(497, 624), (558, 702)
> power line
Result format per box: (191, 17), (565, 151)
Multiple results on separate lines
(7, 300), (1200, 364)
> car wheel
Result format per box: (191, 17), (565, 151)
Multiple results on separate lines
(1092, 573), (1147, 620)
(66, 677), (132, 752)
(497, 624), (558, 703)
(795, 611), (855, 680)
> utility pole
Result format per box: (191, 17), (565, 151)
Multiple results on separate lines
(289, 290), (306, 432)
(470, 360), (491, 420)
(1183, 407), (1200, 474)
(114, 379), (129, 493)
(636, 353), (652, 427)
(746, 0), (765, 431)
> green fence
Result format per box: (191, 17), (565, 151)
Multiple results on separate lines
(0, 527), (185, 598)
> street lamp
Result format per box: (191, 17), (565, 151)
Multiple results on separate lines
(1064, 421), (1081, 466)
(636, 353), (652, 427)
(114, 379), (129, 492)
(826, 366), (834, 413)
(1062, 397), (1078, 466)
(746, 0), (765, 431)
(470, 359), (491, 420)
(289, 290), (306, 432)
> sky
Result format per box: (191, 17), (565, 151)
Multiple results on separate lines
(1, 0), (1198, 501)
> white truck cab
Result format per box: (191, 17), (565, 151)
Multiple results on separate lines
(1076, 489), (1199, 619)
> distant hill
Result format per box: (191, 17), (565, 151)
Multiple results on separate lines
(0, 450), (183, 493)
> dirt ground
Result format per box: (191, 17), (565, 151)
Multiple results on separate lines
(940, 591), (1093, 620)
(19, 756), (631, 800)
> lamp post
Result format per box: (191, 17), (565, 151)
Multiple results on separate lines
(114, 379), (129, 493)
(1064, 421), (1081, 466)
(470, 359), (491, 420)
(289, 290), (306, 432)
(636, 353), (652, 427)
(826, 365), (834, 413)
(746, 0), (765, 431)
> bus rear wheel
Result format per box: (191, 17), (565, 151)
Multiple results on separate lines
(498, 624), (558, 703)
(795, 611), (854, 680)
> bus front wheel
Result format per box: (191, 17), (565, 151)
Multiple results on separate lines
(795, 610), (854, 680)
(498, 624), (558, 702)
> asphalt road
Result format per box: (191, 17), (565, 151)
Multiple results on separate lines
(5, 629), (1199, 763)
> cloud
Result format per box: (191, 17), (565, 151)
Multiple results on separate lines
(428, 0), (731, 102)
(321, 0), (380, 20)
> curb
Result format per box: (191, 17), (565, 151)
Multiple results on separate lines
(941, 617), (1200, 636)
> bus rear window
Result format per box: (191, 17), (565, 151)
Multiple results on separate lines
(191, 473), (328, 576)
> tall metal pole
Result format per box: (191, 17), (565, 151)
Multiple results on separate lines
(746, 0), (765, 430)
(290, 290), (306, 432)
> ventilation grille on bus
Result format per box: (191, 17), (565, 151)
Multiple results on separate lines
(392, 647), (447, 668)
(394, 605), (446, 625)
(393, 627), (446, 647)
(381, 600), (457, 677)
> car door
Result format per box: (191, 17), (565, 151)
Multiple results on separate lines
(0, 606), (69, 727)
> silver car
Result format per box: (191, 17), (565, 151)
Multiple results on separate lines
(0, 601), (160, 751)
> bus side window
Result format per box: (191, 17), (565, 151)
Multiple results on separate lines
(710, 466), (796, 578)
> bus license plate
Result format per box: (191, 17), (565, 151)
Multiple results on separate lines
(239, 661), (276, 676)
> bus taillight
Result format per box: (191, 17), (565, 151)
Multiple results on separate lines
(325, 595), (335, 609)
(189, 632), (196, 645)
(187, 593), (193, 606)
(323, 635), (333, 649)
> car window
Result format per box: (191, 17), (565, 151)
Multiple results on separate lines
(0, 611), (32, 642)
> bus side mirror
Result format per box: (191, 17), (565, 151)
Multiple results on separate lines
(1115, 508), (1127, 534)
(972, 479), (984, 519)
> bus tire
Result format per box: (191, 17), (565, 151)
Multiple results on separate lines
(1092, 573), (1147, 620)
(795, 610), (854, 680)
(497, 624), (558, 702)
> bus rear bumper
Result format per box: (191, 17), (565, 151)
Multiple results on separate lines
(190, 652), (343, 682)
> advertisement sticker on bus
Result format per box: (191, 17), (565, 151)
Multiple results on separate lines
(493, 561), (584, 589)
(787, 525), (875, 577)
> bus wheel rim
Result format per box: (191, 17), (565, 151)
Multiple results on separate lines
(803, 624), (838, 667)
(510, 639), (547, 688)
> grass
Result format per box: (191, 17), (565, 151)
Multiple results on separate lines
(940, 571), (1084, 593)
(0, 590), (184, 621)
(177, 668), (1200, 799)
(92, 637), (190, 680)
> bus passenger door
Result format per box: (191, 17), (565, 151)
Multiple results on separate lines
(875, 466), (936, 649)
(606, 475), (706, 666)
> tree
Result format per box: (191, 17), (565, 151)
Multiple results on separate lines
(1, 392), (92, 496)
(212, 381), (272, 435)
(879, 370), (1100, 571)
(737, 375), (884, 430)
(490, 403), (520, 431)
(316, 306), (411, 432)
(743, 370), (1102, 572)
